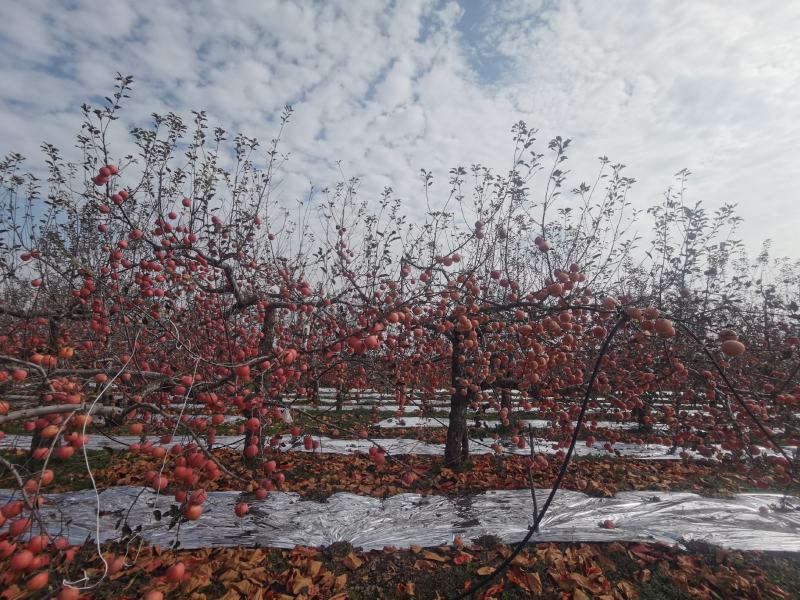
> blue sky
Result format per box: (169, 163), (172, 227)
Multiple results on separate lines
(0, 0), (798, 257)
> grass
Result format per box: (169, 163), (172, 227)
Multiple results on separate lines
(757, 554), (800, 599)
(0, 447), (114, 491)
(639, 573), (694, 600)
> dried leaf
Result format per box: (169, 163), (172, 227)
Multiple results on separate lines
(334, 573), (347, 591)
(482, 582), (504, 599)
(343, 552), (363, 571)
(526, 572), (542, 594)
(617, 580), (639, 599)
(291, 575), (314, 594)
(306, 559), (323, 577)
(422, 550), (447, 562)
(396, 581), (416, 597)
(232, 579), (257, 596)
(218, 589), (241, 600)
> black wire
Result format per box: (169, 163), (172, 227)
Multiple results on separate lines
(448, 312), (629, 599)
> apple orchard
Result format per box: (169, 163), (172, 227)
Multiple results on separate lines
(0, 76), (799, 599)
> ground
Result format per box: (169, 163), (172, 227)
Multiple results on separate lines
(2, 407), (798, 599)
(2, 538), (798, 599)
(2, 448), (797, 499)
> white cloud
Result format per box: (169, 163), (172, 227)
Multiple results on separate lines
(0, 0), (797, 256)
(480, 0), (800, 255)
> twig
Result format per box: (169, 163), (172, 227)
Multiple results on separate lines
(449, 312), (628, 600)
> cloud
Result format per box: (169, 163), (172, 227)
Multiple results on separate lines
(478, 0), (800, 256)
(0, 0), (797, 257)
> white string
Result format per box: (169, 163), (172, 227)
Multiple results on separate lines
(63, 329), (142, 590)
(125, 357), (201, 565)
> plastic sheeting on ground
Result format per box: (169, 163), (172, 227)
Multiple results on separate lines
(0, 434), (684, 458)
(1, 487), (797, 552)
(376, 417), (641, 430)
(2, 433), (793, 461)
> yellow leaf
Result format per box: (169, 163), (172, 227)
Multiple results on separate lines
(343, 552), (363, 571)
(526, 572), (542, 594)
(232, 580), (257, 596)
(219, 569), (240, 582)
(422, 550), (447, 562)
(617, 580), (639, 599)
(307, 559), (323, 577)
(291, 575), (315, 594)
(334, 573), (348, 592)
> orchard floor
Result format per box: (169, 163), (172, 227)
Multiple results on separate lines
(2, 448), (797, 499)
(3, 398), (799, 599)
(2, 538), (799, 599)
(4, 447), (800, 599)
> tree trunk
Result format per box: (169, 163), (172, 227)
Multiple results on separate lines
(104, 392), (125, 427)
(500, 387), (511, 410)
(29, 428), (46, 457)
(669, 392), (682, 454)
(444, 332), (472, 468)
(243, 306), (276, 466)
(48, 317), (60, 355)
(335, 384), (346, 412)
(312, 379), (320, 406)
(461, 418), (469, 463)
(633, 402), (652, 434)
(445, 395), (469, 467)
(260, 306), (276, 355)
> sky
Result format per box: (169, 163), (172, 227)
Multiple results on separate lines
(0, 0), (798, 258)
